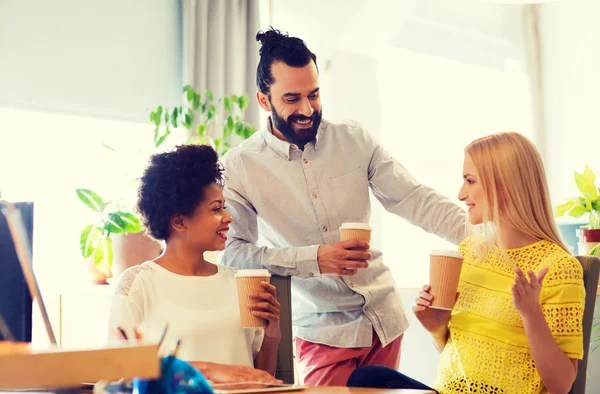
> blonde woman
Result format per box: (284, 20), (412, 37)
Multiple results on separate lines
(348, 132), (585, 393)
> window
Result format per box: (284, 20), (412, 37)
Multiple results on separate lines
(0, 107), (185, 287)
(377, 47), (533, 287)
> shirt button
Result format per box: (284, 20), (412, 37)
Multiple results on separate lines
(322, 226), (328, 232)
(309, 272), (315, 277)
(312, 192), (318, 199)
(303, 159), (308, 164)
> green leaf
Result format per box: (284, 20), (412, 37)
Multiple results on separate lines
(153, 126), (160, 143)
(245, 125), (256, 139)
(187, 135), (202, 145)
(227, 116), (234, 130)
(94, 235), (113, 270)
(207, 105), (215, 121)
(80, 225), (103, 258)
(235, 122), (244, 136)
(76, 188), (105, 213)
(238, 96), (249, 111)
(193, 93), (201, 110)
(185, 85), (195, 102)
(102, 143), (116, 152)
(555, 200), (579, 217)
(183, 113), (192, 129)
(589, 243), (600, 257)
(569, 204), (589, 218)
(224, 97), (232, 113)
(575, 165), (597, 200)
(164, 110), (170, 123)
(155, 106), (163, 126)
(155, 126), (171, 147)
(197, 124), (207, 136)
(214, 138), (223, 152)
(206, 90), (214, 101)
(171, 107), (179, 128)
(118, 212), (142, 233)
(104, 212), (128, 234)
(231, 94), (239, 104)
(149, 111), (155, 123)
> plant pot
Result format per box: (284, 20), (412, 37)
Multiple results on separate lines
(577, 228), (600, 255)
(87, 258), (111, 285)
(110, 232), (163, 280)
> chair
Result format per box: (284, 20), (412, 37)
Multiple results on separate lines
(570, 256), (600, 394)
(271, 275), (294, 384)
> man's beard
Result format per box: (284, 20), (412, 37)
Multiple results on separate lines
(271, 106), (322, 147)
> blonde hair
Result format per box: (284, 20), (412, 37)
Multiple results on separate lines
(465, 132), (570, 259)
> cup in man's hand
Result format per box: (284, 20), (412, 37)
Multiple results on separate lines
(235, 269), (271, 327)
(339, 223), (371, 250)
(429, 250), (464, 310)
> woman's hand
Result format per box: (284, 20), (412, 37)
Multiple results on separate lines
(412, 284), (456, 335)
(249, 282), (281, 340)
(191, 362), (282, 386)
(512, 267), (549, 318)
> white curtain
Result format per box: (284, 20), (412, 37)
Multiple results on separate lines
(182, 0), (261, 128)
(521, 4), (546, 159)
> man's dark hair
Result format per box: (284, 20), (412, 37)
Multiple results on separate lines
(136, 144), (224, 241)
(255, 27), (318, 94)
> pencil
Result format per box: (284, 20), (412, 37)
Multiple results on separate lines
(158, 323), (169, 348)
(172, 339), (181, 357)
(117, 326), (128, 340)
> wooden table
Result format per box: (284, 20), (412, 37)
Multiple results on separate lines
(295, 388), (434, 394)
(1, 389), (435, 394)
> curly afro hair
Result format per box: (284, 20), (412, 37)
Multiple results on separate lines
(136, 144), (224, 241)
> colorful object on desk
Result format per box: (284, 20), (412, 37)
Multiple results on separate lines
(131, 355), (214, 394)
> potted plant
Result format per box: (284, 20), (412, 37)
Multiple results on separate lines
(76, 86), (257, 284)
(149, 85), (256, 153)
(555, 165), (600, 256)
(77, 188), (161, 283)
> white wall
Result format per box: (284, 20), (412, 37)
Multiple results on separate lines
(0, 0), (181, 122)
(539, 0), (600, 205)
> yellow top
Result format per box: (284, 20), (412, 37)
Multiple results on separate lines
(433, 237), (585, 394)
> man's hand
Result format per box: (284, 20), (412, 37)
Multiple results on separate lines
(317, 239), (371, 276)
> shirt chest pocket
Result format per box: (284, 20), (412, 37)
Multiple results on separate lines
(327, 167), (370, 221)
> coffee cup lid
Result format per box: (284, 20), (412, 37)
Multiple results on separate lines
(340, 223), (371, 230)
(235, 269), (271, 278)
(429, 249), (463, 259)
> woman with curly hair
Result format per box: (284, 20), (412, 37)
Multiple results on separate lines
(108, 144), (281, 385)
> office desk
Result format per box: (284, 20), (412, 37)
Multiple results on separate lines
(293, 388), (435, 394)
(1, 389), (435, 394)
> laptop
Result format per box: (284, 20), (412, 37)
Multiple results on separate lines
(0, 200), (57, 345)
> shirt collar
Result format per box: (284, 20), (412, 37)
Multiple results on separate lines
(261, 117), (325, 160)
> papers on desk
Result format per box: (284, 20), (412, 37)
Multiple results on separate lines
(211, 382), (307, 394)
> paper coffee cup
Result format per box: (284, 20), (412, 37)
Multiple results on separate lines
(429, 250), (464, 310)
(235, 269), (271, 327)
(339, 223), (371, 247)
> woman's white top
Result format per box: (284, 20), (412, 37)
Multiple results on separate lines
(108, 262), (263, 366)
